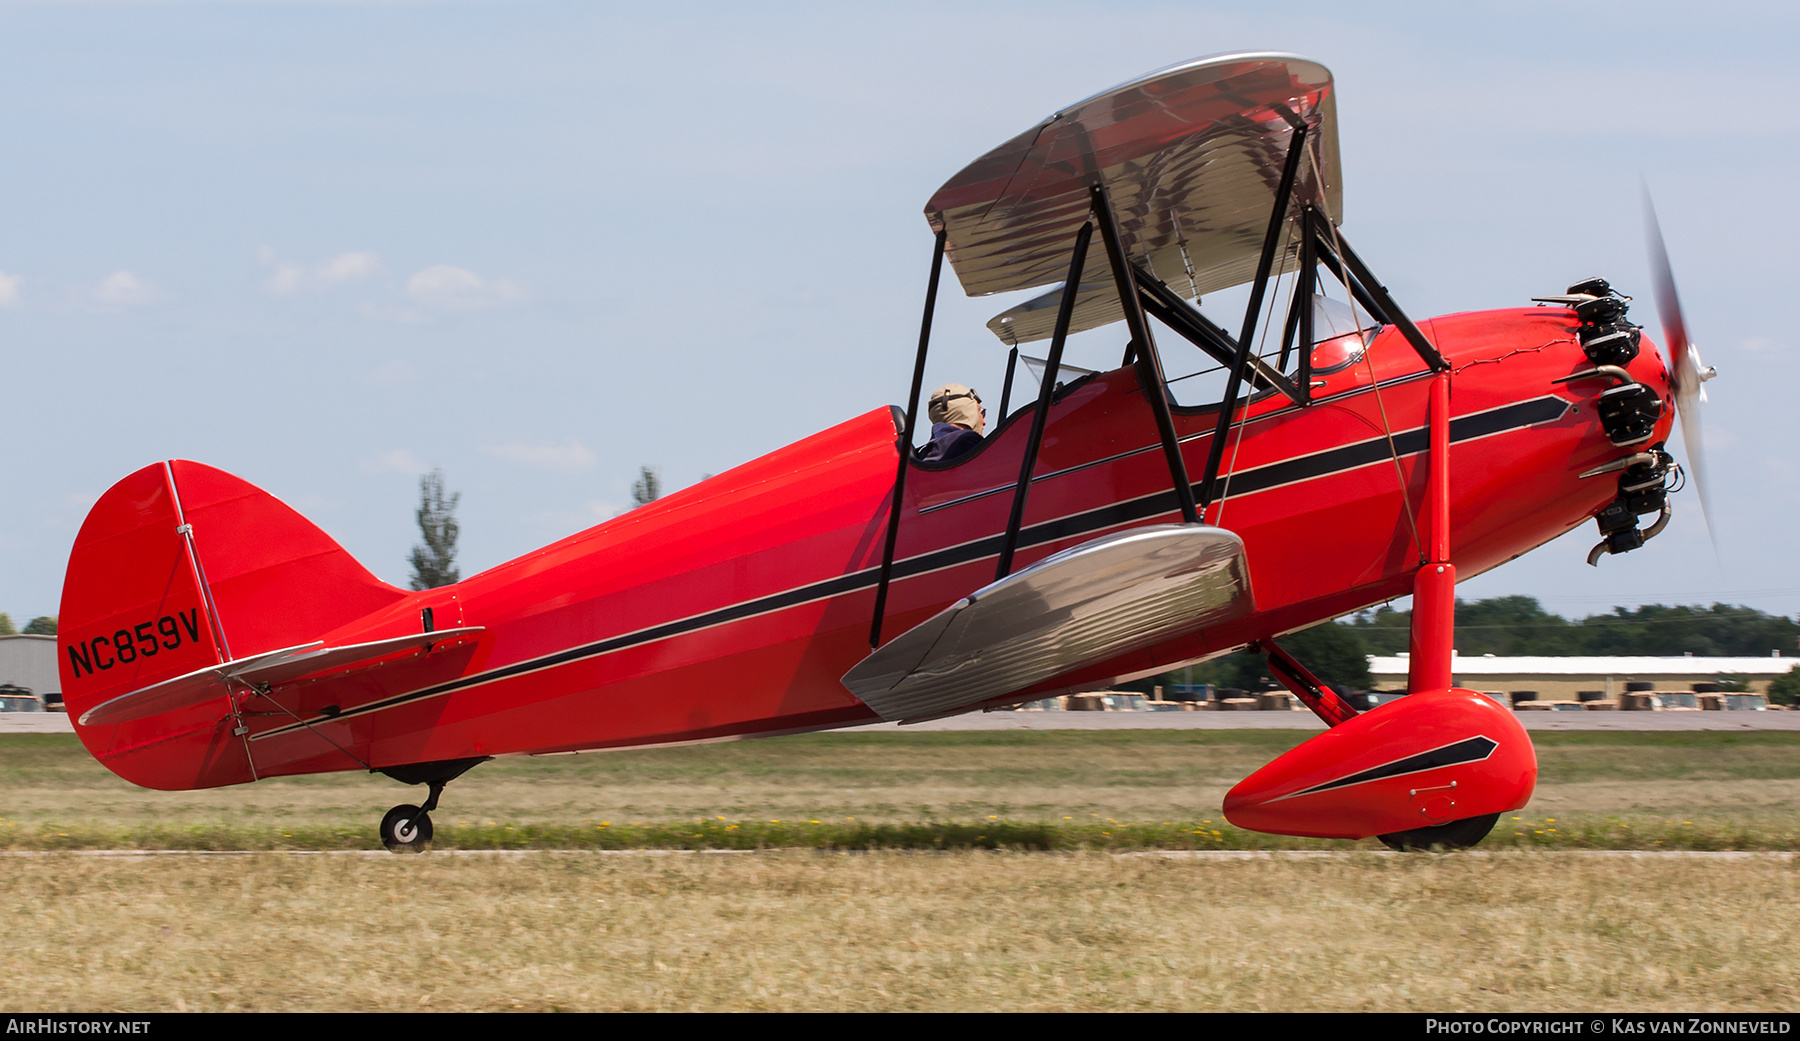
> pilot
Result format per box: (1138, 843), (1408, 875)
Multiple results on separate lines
(918, 384), (986, 463)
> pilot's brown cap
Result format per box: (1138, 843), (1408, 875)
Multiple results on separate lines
(928, 384), (983, 431)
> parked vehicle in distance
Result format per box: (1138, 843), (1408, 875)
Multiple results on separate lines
(0, 684), (45, 712)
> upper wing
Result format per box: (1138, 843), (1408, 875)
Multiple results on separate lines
(926, 52), (1339, 344)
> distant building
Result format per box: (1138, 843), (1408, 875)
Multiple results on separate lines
(1368, 652), (1799, 699)
(0, 635), (59, 710)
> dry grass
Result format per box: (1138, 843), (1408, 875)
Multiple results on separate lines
(0, 730), (1298, 827)
(2, 731), (1798, 851)
(3, 851), (1795, 1012)
(7, 732), (1796, 1011)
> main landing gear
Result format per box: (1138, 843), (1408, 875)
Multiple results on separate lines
(381, 803), (434, 853)
(1377, 813), (1500, 852)
(377, 757), (488, 854)
(1225, 639), (1534, 852)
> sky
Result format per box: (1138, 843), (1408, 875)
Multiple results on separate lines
(2, 1), (1796, 625)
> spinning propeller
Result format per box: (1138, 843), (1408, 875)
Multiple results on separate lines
(1644, 192), (1717, 545)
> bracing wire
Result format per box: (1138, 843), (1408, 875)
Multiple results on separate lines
(1310, 145), (1425, 564)
(1213, 155), (1306, 530)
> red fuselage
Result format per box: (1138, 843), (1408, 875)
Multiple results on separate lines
(63, 305), (1675, 790)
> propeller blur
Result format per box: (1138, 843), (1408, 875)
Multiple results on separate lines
(1645, 190), (1719, 544)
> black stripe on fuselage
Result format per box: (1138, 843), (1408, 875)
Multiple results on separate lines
(1270, 735), (1500, 803)
(922, 388), (1567, 513)
(252, 395), (1570, 741)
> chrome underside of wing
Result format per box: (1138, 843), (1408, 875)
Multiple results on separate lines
(925, 52), (1340, 345)
(842, 524), (1253, 723)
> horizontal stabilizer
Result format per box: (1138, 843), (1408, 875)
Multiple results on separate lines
(79, 627), (484, 727)
(843, 525), (1252, 722)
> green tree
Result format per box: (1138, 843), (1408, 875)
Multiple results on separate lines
(0, 613), (14, 636)
(1345, 604), (1411, 655)
(1572, 604), (1800, 657)
(1177, 621), (1372, 692)
(1341, 596), (1582, 655)
(1456, 595), (1578, 655)
(1768, 669), (1800, 706)
(22, 616), (55, 635)
(1282, 622), (1374, 689)
(408, 469), (461, 590)
(630, 466), (661, 508)
(1185, 596), (1800, 699)
(1348, 597), (1800, 659)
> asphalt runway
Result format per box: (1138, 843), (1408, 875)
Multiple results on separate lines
(6, 707), (1797, 735)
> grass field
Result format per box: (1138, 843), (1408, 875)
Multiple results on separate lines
(5, 730), (1798, 1011)
(5, 851), (1796, 1012)
(2, 729), (1798, 851)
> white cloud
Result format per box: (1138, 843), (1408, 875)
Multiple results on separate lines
(407, 265), (528, 309)
(319, 251), (382, 285)
(358, 449), (429, 476)
(0, 271), (19, 307)
(260, 248), (384, 294)
(93, 270), (157, 306)
(483, 439), (597, 473)
(1741, 337), (1778, 353)
(265, 263), (307, 294)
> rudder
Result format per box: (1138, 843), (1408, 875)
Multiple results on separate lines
(58, 460), (408, 788)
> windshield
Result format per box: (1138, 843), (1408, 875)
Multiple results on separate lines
(1303, 296), (1378, 376)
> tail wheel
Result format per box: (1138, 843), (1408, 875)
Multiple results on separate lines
(1378, 812), (1499, 852)
(381, 804), (434, 854)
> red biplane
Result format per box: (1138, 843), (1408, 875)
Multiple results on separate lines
(56, 53), (1709, 852)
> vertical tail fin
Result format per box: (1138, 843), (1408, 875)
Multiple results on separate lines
(59, 460), (408, 788)
(59, 462), (225, 715)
